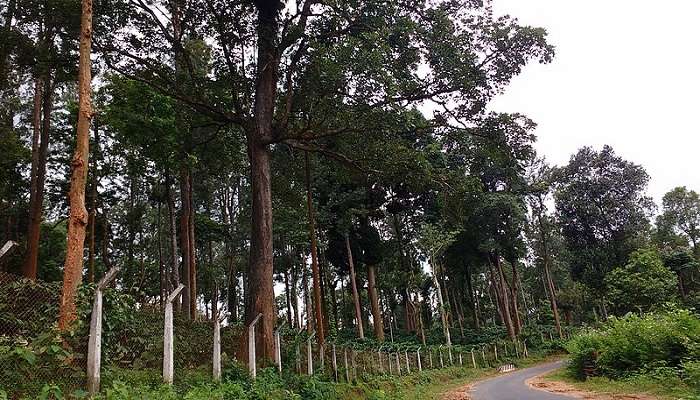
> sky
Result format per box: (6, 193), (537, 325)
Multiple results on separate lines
(488, 0), (700, 207)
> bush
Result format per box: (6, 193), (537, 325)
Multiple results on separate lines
(566, 308), (700, 379)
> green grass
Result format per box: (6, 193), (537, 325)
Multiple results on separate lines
(544, 367), (700, 400)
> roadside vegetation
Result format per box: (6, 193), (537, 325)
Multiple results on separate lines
(558, 308), (700, 400)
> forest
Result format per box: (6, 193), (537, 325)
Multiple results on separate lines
(0, 0), (699, 399)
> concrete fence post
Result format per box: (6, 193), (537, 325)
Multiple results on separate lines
(0, 241), (18, 262)
(307, 331), (316, 375)
(213, 316), (222, 382)
(493, 344), (498, 362)
(439, 346), (444, 368)
(274, 321), (285, 374)
(87, 266), (119, 394)
(459, 352), (463, 366)
(448, 346), (453, 365)
(396, 352), (401, 374)
(429, 349), (433, 369)
(344, 348), (350, 382)
(404, 350), (410, 374)
(332, 344), (338, 381)
(248, 313), (263, 380)
(163, 284), (184, 385)
(471, 349), (476, 368)
(417, 348), (422, 372)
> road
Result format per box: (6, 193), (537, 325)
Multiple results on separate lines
(470, 361), (571, 400)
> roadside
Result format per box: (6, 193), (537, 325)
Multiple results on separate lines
(438, 355), (565, 400)
(528, 369), (657, 400)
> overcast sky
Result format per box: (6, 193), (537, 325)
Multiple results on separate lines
(488, 0), (700, 207)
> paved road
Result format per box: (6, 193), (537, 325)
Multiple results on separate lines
(471, 361), (570, 400)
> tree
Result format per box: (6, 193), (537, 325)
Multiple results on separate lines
(58, 0), (94, 330)
(526, 158), (564, 338)
(417, 222), (459, 345)
(605, 248), (677, 315)
(101, 0), (554, 363)
(658, 187), (700, 255)
(554, 146), (654, 298)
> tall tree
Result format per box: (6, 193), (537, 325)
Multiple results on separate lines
(58, 0), (94, 330)
(658, 186), (700, 256)
(554, 145), (654, 297)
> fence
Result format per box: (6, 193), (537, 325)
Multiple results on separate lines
(0, 268), (569, 398)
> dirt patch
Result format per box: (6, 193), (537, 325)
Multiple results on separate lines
(526, 373), (658, 400)
(441, 383), (473, 400)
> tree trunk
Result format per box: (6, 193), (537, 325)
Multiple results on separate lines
(291, 261), (300, 329)
(345, 234), (364, 339)
(367, 264), (384, 341)
(23, 76), (51, 280)
(507, 258), (522, 335)
(536, 201), (563, 339)
(465, 265), (480, 329)
(180, 166), (192, 319)
(238, 0), (279, 366)
(431, 258), (451, 346)
(87, 116), (100, 283)
(490, 253), (516, 339)
(284, 268), (293, 326)
(304, 151), (325, 346)
(166, 173), (179, 292)
(187, 171), (196, 319)
(58, 0), (93, 330)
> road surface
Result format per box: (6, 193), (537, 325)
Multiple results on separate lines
(470, 361), (570, 400)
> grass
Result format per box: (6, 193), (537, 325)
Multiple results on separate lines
(543, 367), (700, 400)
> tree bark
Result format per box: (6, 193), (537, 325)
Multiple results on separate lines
(238, 0), (279, 366)
(304, 151), (325, 346)
(58, 0), (93, 330)
(367, 264), (384, 341)
(180, 166), (192, 319)
(536, 199), (563, 339)
(431, 258), (451, 346)
(166, 173), (179, 292)
(87, 116), (99, 283)
(187, 171), (196, 319)
(23, 76), (51, 280)
(465, 264), (480, 329)
(490, 253), (516, 339)
(345, 234), (364, 339)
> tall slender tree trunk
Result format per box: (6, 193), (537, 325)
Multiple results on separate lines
(58, 0), (92, 330)
(23, 76), (51, 279)
(507, 258), (522, 335)
(238, 1), (279, 365)
(187, 172), (196, 319)
(166, 173), (179, 292)
(304, 151), (325, 346)
(465, 265), (480, 329)
(536, 201), (563, 339)
(431, 258), (451, 346)
(284, 268), (293, 326)
(180, 167), (192, 319)
(87, 116), (99, 283)
(367, 264), (384, 341)
(345, 234), (364, 339)
(291, 261), (300, 329)
(492, 253), (516, 340)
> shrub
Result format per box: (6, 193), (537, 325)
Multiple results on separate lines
(566, 308), (700, 379)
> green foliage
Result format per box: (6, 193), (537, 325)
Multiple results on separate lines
(605, 248), (678, 314)
(566, 309), (700, 379)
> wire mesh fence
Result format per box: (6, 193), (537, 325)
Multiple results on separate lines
(0, 271), (569, 398)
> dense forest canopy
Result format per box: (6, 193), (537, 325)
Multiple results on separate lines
(1, 0), (699, 375)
